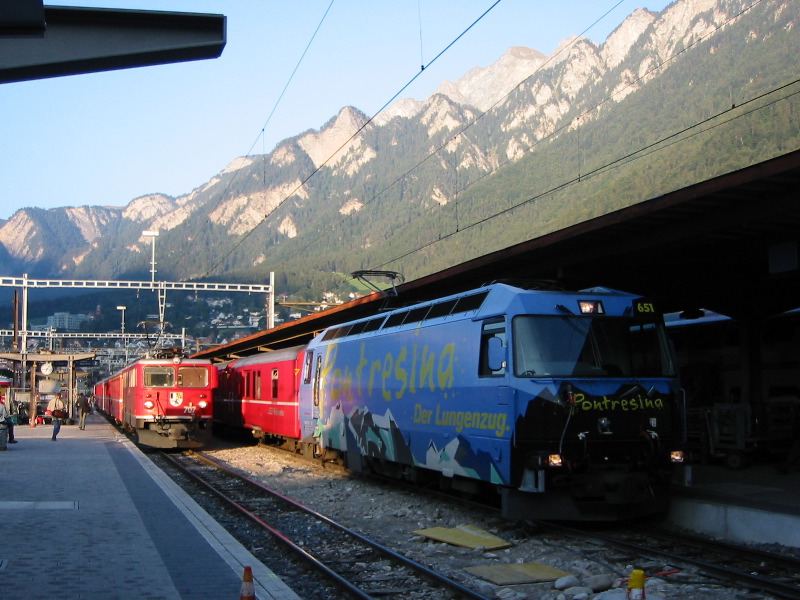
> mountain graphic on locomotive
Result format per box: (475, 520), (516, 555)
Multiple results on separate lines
(215, 282), (685, 520)
(94, 347), (217, 449)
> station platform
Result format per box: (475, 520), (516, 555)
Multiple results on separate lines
(667, 461), (800, 548)
(0, 414), (301, 600)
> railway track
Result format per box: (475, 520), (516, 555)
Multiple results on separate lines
(535, 521), (800, 599)
(158, 450), (493, 600)
(150, 441), (800, 600)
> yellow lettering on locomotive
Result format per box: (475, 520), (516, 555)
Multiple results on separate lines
(434, 404), (509, 437)
(331, 367), (342, 403)
(368, 358), (381, 396)
(341, 365), (353, 404)
(413, 403), (433, 424)
(420, 346), (435, 392)
(355, 344), (368, 390)
(437, 343), (455, 391)
(395, 346), (408, 399)
(320, 344), (338, 407)
(575, 393), (666, 411)
(381, 353), (394, 402)
(324, 340), (460, 401)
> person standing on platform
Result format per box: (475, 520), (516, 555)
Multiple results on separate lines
(0, 397), (9, 448)
(47, 394), (67, 441)
(0, 393), (17, 444)
(76, 394), (90, 430)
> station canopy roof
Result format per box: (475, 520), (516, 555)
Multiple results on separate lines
(0, 2), (225, 84)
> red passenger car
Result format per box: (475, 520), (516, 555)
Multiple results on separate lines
(94, 350), (217, 448)
(215, 346), (305, 446)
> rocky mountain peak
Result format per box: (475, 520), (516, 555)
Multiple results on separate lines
(602, 8), (657, 68)
(65, 206), (115, 244)
(434, 46), (547, 112)
(0, 210), (40, 261)
(121, 193), (176, 224)
(297, 106), (369, 168)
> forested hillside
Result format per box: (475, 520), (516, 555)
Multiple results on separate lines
(1, 0), (797, 306)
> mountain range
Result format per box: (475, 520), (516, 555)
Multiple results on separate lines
(1, 0), (797, 303)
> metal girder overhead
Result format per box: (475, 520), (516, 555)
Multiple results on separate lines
(0, 352), (95, 363)
(0, 2), (226, 84)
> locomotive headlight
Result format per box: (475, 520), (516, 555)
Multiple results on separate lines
(597, 417), (613, 435)
(670, 450), (685, 463)
(144, 400), (155, 410)
(198, 401), (208, 409)
(547, 454), (563, 468)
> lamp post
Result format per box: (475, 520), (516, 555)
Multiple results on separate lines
(117, 305), (127, 364)
(142, 230), (159, 283)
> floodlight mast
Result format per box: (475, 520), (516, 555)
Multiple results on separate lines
(142, 230), (159, 284)
(117, 305), (127, 363)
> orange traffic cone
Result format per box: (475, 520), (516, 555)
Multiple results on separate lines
(239, 566), (255, 600)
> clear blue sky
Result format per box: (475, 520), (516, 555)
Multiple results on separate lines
(1, 0), (672, 221)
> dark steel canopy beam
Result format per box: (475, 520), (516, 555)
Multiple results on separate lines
(0, 5), (226, 84)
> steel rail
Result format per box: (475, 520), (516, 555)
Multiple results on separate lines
(163, 450), (492, 600)
(161, 451), (371, 600)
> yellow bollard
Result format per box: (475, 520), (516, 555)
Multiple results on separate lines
(626, 568), (646, 599)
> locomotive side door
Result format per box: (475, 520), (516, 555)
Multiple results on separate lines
(311, 352), (324, 447)
(298, 349), (320, 445)
(479, 318), (511, 406)
(478, 318), (513, 477)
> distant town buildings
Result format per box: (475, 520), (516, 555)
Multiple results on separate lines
(45, 312), (90, 331)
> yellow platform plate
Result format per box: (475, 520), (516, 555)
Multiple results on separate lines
(412, 524), (512, 550)
(464, 562), (572, 585)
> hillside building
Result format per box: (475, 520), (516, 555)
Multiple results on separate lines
(46, 312), (90, 331)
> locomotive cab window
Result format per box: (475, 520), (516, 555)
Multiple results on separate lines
(143, 366), (174, 387)
(177, 366), (209, 387)
(479, 319), (507, 377)
(628, 322), (676, 377)
(512, 315), (675, 378)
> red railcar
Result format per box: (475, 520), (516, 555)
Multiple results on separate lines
(214, 346), (305, 446)
(94, 351), (217, 448)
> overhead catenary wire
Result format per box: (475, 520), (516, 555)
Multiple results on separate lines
(202, 0), (504, 277)
(348, 0), (775, 272)
(204, 0), (779, 289)
(294, 0), (631, 253)
(191, 0), (336, 268)
(372, 79), (800, 270)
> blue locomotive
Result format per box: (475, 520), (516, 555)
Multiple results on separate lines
(293, 282), (684, 520)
